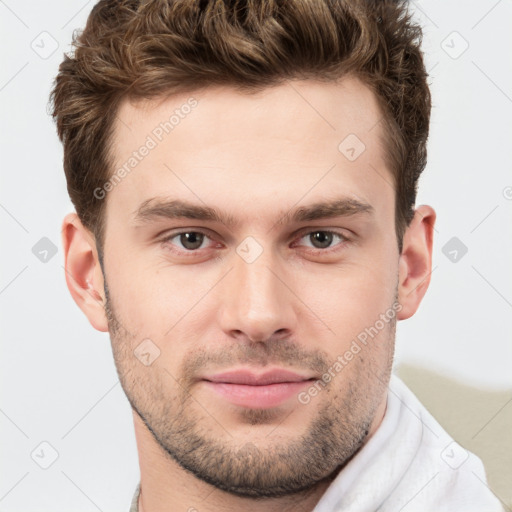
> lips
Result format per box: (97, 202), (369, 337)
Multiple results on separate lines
(202, 368), (314, 386)
(200, 368), (316, 408)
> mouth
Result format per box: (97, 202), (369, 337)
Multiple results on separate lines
(201, 368), (317, 408)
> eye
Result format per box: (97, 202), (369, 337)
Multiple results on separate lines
(296, 230), (349, 250)
(162, 231), (213, 251)
(159, 228), (350, 256)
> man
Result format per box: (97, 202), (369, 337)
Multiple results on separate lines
(50, 0), (504, 511)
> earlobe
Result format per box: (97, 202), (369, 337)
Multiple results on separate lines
(61, 212), (109, 332)
(396, 205), (436, 320)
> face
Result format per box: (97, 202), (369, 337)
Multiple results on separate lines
(97, 77), (402, 497)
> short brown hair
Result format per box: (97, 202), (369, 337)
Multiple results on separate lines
(50, 0), (431, 258)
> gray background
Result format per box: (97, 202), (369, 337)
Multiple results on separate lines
(1, 1), (511, 511)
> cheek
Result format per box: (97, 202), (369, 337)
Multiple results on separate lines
(301, 262), (397, 347)
(108, 254), (221, 344)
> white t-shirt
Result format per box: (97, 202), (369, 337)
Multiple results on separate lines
(129, 375), (505, 512)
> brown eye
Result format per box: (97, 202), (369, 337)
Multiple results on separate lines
(162, 231), (210, 251)
(179, 232), (205, 250)
(309, 231), (334, 249)
(297, 230), (348, 251)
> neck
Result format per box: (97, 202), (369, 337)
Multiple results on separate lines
(133, 413), (336, 512)
(133, 398), (387, 512)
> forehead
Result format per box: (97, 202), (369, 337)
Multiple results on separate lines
(114, 76), (385, 150)
(108, 77), (393, 226)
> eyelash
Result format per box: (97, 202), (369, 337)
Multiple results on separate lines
(159, 229), (351, 256)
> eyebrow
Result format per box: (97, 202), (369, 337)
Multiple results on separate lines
(132, 196), (374, 228)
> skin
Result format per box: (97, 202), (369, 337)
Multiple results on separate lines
(62, 76), (435, 512)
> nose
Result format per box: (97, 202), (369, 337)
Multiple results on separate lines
(218, 246), (297, 344)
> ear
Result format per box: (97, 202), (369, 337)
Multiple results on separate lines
(397, 205), (436, 320)
(61, 212), (108, 332)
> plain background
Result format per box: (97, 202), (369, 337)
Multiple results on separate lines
(1, 1), (511, 511)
